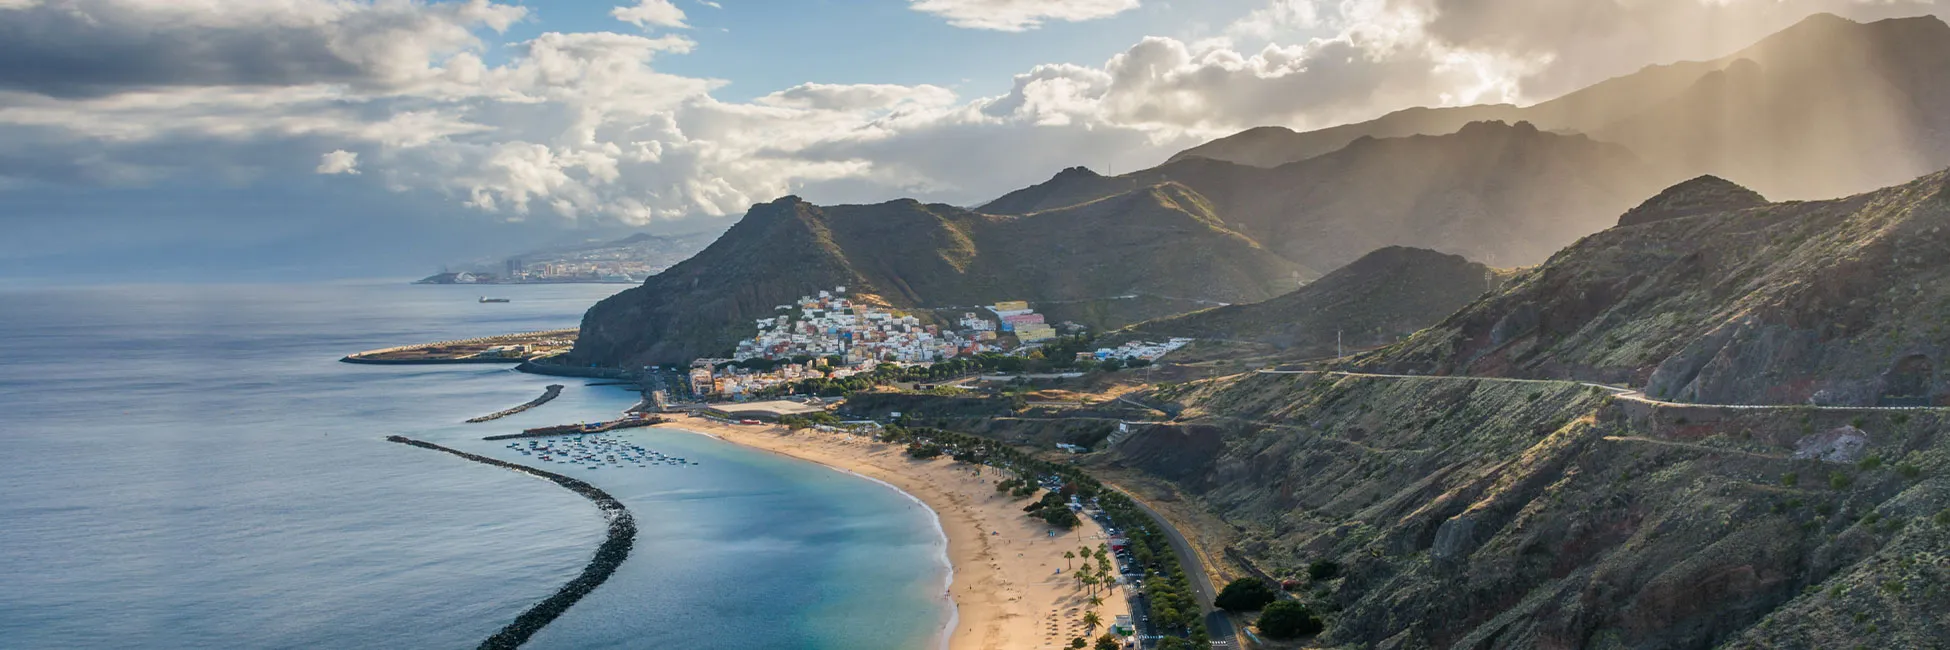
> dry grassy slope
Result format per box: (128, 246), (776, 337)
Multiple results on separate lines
(1121, 246), (1497, 357)
(1113, 372), (1950, 649)
(568, 185), (1303, 366)
(1357, 169), (1950, 407)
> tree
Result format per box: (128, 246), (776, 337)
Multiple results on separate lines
(1095, 633), (1121, 650)
(1065, 550), (1076, 569)
(1069, 637), (1087, 649)
(1215, 578), (1277, 612)
(1256, 599), (1324, 639)
(1083, 611), (1102, 635)
(1306, 560), (1341, 581)
(1156, 637), (1192, 650)
(1088, 594), (1104, 609)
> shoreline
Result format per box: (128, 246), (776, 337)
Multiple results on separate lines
(655, 415), (1130, 650)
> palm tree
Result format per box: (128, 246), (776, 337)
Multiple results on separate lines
(1088, 594), (1104, 609)
(1082, 611), (1102, 636)
(1064, 550), (1075, 569)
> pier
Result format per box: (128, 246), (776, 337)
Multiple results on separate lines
(483, 415), (666, 441)
(466, 385), (565, 423)
(340, 329), (577, 364)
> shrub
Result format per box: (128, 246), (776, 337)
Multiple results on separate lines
(1781, 472), (1799, 487)
(1897, 463), (1922, 480)
(1215, 578), (1277, 612)
(1858, 456), (1884, 471)
(1256, 600), (1324, 639)
(1307, 560), (1341, 581)
(905, 442), (943, 459)
(1829, 471), (1854, 490)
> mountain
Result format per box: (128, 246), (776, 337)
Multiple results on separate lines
(987, 120), (1664, 270)
(1170, 14), (1950, 201)
(567, 184), (1305, 366)
(1356, 168), (1950, 407)
(1122, 247), (1498, 357)
(1110, 368), (1949, 650)
(1615, 175), (1769, 227)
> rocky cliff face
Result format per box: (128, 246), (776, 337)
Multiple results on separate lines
(1124, 246), (1498, 357)
(1358, 169), (1950, 407)
(566, 185), (1305, 367)
(1110, 371), (1950, 649)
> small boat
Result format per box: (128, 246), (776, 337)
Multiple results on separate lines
(479, 297), (511, 303)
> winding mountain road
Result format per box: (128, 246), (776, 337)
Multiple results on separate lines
(1253, 369), (1948, 412)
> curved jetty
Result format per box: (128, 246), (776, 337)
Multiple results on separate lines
(466, 385), (565, 423)
(384, 436), (636, 650)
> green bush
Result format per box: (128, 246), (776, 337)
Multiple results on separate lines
(1256, 599), (1324, 639)
(1781, 472), (1799, 487)
(1829, 471), (1854, 490)
(1307, 560), (1341, 581)
(1215, 578), (1277, 612)
(1858, 456), (1884, 471)
(1897, 463), (1922, 480)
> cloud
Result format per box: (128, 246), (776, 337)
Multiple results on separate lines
(4, 0), (1947, 240)
(0, 0), (525, 98)
(613, 0), (689, 30)
(316, 150), (361, 174)
(907, 0), (1140, 31)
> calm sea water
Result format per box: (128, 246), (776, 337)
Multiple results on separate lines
(0, 283), (949, 649)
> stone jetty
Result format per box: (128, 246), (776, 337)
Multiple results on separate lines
(465, 385), (565, 423)
(384, 436), (635, 650)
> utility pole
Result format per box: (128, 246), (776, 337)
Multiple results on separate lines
(1337, 330), (1343, 361)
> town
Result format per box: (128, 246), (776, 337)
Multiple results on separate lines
(677, 288), (1191, 400)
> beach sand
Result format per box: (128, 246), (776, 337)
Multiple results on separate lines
(656, 415), (1132, 650)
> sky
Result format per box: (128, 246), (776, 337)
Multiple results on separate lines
(1, 0), (1944, 280)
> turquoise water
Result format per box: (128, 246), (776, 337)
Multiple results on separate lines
(0, 283), (948, 649)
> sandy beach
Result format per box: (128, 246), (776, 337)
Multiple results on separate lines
(655, 415), (1132, 650)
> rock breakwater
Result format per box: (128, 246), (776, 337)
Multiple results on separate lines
(384, 436), (636, 650)
(466, 385), (565, 423)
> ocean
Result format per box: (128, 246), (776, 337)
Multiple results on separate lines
(0, 282), (950, 649)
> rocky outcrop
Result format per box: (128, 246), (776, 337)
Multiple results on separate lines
(1124, 246), (1496, 357)
(1616, 175), (1768, 227)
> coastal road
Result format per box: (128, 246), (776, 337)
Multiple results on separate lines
(1113, 486), (1239, 649)
(1253, 369), (1950, 412)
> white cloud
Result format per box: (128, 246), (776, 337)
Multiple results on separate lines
(317, 149), (360, 174)
(3, 0), (1946, 233)
(908, 0), (1140, 31)
(613, 0), (689, 29)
